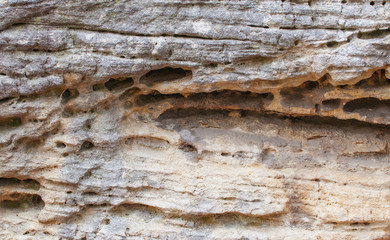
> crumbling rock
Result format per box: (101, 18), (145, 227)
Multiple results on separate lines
(1, 0), (390, 239)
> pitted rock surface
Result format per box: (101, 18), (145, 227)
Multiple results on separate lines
(1, 1), (390, 239)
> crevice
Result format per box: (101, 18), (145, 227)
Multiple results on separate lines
(158, 108), (390, 130)
(357, 28), (390, 39)
(110, 203), (277, 227)
(140, 67), (192, 86)
(0, 97), (14, 104)
(135, 90), (274, 113)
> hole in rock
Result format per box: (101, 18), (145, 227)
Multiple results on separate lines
(206, 63), (218, 68)
(0, 178), (40, 190)
(56, 142), (66, 148)
(119, 87), (140, 101)
(179, 142), (197, 153)
(92, 83), (105, 91)
(129, 136), (170, 149)
(119, 88), (140, 109)
(140, 67), (192, 86)
(280, 81), (319, 108)
(354, 70), (389, 88)
(357, 28), (390, 39)
(135, 90), (274, 113)
(80, 141), (94, 151)
(135, 91), (180, 106)
(322, 99), (342, 111)
(326, 41), (338, 48)
(0, 117), (22, 128)
(344, 98), (390, 112)
(343, 98), (390, 121)
(104, 77), (134, 91)
(124, 138), (133, 146)
(0, 97), (13, 104)
(9, 193), (21, 199)
(61, 88), (79, 104)
(83, 191), (98, 196)
(232, 151), (253, 159)
(0, 194), (44, 209)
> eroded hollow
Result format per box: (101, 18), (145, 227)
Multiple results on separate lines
(0, 178), (40, 190)
(135, 90), (274, 112)
(104, 77), (134, 91)
(140, 67), (192, 86)
(0, 194), (44, 210)
(125, 136), (169, 150)
(0, 117), (22, 129)
(158, 107), (390, 171)
(354, 69), (390, 89)
(119, 87), (141, 109)
(322, 99), (342, 111)
(80, 141), (94, 151)
(280, 80), (322, 108)
(357, 28), (390, 39)
(179, 142), (197, 153)
(61, 88), (79, 104)
(344, 98), (390, 121)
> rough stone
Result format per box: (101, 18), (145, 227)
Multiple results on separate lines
(0, 0), (390, 239)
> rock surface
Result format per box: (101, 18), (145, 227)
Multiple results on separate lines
(0, 0), (390, 239)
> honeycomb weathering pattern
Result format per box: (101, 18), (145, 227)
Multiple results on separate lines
(0, 0), (390, 239)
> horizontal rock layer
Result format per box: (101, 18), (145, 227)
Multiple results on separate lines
(0, 0), (390, 239)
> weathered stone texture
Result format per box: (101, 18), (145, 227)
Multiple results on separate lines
(0, 0), (390, 239)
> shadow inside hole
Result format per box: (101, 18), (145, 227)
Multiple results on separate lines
(104, 78), (134, 91)
(0, 194), (44, 209)
(61, 88), (79, 104)
(80, 141), (94, 151)
(140, 67), (192, 86)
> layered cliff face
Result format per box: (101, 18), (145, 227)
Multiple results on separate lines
(0, 0), (390, 239)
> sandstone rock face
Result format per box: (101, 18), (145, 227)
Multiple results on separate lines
(0, 0), (390, 239)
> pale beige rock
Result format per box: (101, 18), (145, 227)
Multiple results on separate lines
(0, 0), (390, 239)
